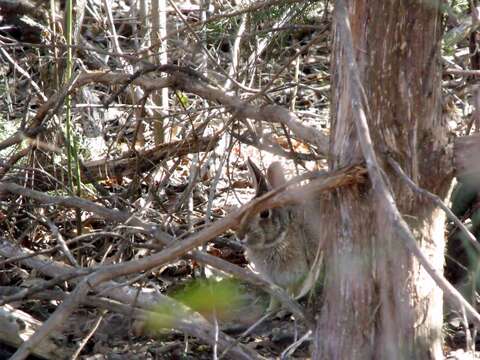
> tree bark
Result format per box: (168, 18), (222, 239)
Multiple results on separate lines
(313, 1), (451, 359)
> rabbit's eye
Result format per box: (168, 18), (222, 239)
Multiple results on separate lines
(259, 210), (270, 219)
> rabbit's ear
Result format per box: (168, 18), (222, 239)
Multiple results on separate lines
(247, 158), (269, 196)
(267, 162), (287, 188)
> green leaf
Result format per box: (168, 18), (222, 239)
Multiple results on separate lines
(176, 91), (189, 107)
(148, 279), (244, 330)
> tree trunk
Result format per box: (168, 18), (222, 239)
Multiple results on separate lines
(313, 1), (451, 359)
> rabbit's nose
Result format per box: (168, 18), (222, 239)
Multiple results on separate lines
(236, 233), (248, 244)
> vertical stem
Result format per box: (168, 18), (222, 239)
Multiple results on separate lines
(65, 0), (73, 192)
(65, 0), (82, 237)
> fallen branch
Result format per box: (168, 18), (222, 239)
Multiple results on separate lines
(0, 164), (367, 359)
(0, 68), (329, 156)
(18, 135), (217, 190)
(80, 135), (218, 180)
(0, 304), (72, 359)
(444, 68), (480, 77)
(0, 240), (262, 360)
(388, 157), (480, 254)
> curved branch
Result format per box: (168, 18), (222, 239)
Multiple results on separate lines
(0, 68), (329, 157)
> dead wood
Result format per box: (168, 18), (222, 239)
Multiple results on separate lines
(0, 69), (329, 156)
(80, 135), (218, 180)
(1, 136), (218, 190)
(0, 304), (72, 360)
(0, 240), (263, 360)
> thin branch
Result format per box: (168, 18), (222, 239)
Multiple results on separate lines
(0, 164), (365, 312)
(0, 68), (329, 156)
(0, 145), (31, 180)
(0, 42), (47, 101)
(0, 231), (123, 267)
(388, 157), (480, 254)
(168, 0), (258, 93)
(0, 239), (261, 360)
(445, 68), (480, 76)
(132, 0), (310, 61)
(230, 130), (321, 161)
(0, 269), (90, 306)
(2, 163), (366, 359)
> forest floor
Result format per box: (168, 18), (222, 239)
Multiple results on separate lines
(0, 0), (479, 359)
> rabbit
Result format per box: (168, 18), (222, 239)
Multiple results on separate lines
(236, 159), (323, 309)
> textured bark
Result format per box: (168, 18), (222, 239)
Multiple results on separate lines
(313, 1), (451, 359)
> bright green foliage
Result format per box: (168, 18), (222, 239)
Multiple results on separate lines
(172, 278), (243, 317)
(176, 91), (190, 108)
(148, 279), (244, 330)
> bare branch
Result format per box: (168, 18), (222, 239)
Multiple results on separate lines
(0, 240), (262, 360)
(444, 68), (480, 76)
(388, 157), (480, 254)
(0, 69), (329, 157)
